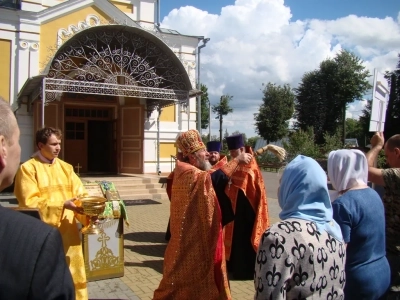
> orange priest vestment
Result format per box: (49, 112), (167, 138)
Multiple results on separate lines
(220, 148), (269, 279)
(211, 155), (228, 171)
(154, 161), (231, 300)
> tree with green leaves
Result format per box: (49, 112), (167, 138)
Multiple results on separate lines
(283, 128), (321, 160)
(283, 128), (343, 168)
(358, 100), (373, 147)
(247, 136), (259, 149)
(200, 84), (210, 130)
(384, 56), (400, 140)
(213, 95), (234, 142)
(345, 117), (364, 144)
(295, 50), (371, 144)
(254, 82), (295, 143)
(220, 129), (230, 154)
(294, 70), (326, 142)
(201, 134), (220, 145)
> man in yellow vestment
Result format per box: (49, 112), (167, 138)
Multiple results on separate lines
(14, 127), (89, 300)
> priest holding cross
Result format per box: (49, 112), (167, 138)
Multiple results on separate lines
(14, 127), (90, 300)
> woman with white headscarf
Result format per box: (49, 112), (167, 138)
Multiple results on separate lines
(254, 155), (345, 300)
(328, 149), (390, 299)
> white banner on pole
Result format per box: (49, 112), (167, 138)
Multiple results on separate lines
(369, 69), (390, 132)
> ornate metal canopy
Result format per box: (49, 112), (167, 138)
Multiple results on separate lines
(18, 24), (200, 112)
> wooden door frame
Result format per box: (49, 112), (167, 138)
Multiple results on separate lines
(118, 105), (144, 174)
(62, 102), (118, 173)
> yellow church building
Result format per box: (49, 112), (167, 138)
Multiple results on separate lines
(0, 0), (205, 174)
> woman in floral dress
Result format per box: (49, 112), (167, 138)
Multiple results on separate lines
(254, 155), (346, 299)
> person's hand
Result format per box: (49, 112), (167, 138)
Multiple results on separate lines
(237, 153), (253, 164)
(64, 198), (84, 214)
(371, 132), (385, 149)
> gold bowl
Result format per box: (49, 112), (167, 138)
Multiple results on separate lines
(78, 196), (107, 235)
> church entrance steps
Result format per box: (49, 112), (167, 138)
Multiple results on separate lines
(80, 174), (168, 201)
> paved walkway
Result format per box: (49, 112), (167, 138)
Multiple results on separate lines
(1, 171), (281, 300)
(87, 171), (281, 300)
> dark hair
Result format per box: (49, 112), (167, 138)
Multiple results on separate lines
(386, 134), (400, 151)
(35, 127), (62, 147)
(0, 97), (14, 145)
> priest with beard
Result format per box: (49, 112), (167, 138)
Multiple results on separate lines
(154, 129), (252, 300)
(222, 134), (270, 280)
(207, 141), (228, 170)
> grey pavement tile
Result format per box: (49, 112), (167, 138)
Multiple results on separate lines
(88, 278), (139, 299)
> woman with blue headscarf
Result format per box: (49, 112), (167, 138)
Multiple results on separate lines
(328, 149), (390, 299)
(254, 155), (345, 300)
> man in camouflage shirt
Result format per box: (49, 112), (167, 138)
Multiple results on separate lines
(367, 132), (400, 293)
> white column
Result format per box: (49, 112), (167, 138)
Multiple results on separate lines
(16, 41), (30, 92)
(29, 42), (40, 76)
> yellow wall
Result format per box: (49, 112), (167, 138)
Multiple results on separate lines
(160, 142), (177, 158)
(111, 1), (133, 13)
(160, 105), (176, 122)
(40, 6), (111, 69)
(0, 39), (11, 102)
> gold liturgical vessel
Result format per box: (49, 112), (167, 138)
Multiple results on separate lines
(79, 196), (107, 235)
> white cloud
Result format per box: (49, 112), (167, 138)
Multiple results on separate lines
(347, 100), (368, 119)
(162, 0), (400, 138)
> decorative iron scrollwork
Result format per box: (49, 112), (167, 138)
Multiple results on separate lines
(48, 25), (188, 91)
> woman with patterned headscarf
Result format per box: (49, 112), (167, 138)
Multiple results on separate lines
(328, 149), (390, 299)
(254, 155), (346, 300)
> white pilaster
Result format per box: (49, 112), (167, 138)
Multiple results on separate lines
(16, 41), (31, 92)
(15, 104), (34, 162)
(29, 42), (40, 77)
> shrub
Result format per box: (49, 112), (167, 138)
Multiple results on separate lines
(283, 128), (321, 161)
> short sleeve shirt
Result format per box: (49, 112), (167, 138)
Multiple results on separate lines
(382, 168), (400, 253)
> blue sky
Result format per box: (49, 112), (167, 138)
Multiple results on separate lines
(284, 0), (399, 20)
(160, 0), (400, 138)
(161, 0), (399, 22)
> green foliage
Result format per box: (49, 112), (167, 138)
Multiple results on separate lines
(384, 56), (400, 141)
(200, 84), (210, 130)
(283, 128), (345, 161)
(295, 50), (371, 144)
(201, 134), (210, 144)
(345, 118), (362, 139)
(358, 100), (373, 147)
(322, 129), (343, 154)
(256, 151), (282, 165)
(247, 136), (259, 149)
(209, 134), (219, 141)
(377, 150), (387, 169)
(345, 117), (370, 148)
(254, 82), (295, 143)
(294, 70), (326, 142)
(212, 94), (234, 117)
(214, 129), (230, 154)
(283, 128), (321, 160)
(213, 95), (234, 142)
